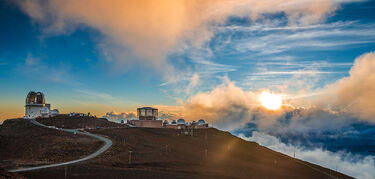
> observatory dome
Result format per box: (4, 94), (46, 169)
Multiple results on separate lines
(177, 119), (185, 125)
(40, 107), (50, 114)
(26, 91), (45, 105)
(50, 109), (59, 115)
(198, 119), (206, 125)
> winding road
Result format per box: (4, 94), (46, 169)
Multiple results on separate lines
(9, 119), (112, 172)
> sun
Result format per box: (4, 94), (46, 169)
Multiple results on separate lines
(259, 91), (282, 110)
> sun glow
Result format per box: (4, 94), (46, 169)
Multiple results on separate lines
(259, 91), (282, 110)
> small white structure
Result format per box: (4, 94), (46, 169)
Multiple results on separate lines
(24, 91), (59, 119)
(50, 109), (59, 116)
(69, 112), (90, 117)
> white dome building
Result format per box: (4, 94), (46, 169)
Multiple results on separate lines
(24, 91), (59, 119)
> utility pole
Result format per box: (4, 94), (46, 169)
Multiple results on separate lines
(205, 129), (207, 140)
(64, 165), (67, 179)
(129, 151), (133, 165)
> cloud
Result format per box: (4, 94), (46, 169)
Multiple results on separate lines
(253, 70), (343, 75)
(102, 111), (136, 122)
(239, 131), (375, 179)
(75, 89), (117, 101)
(190, 73), (200, 87)
(16, 0), (356, 73)
(184, 73), (200, 94)
(179, 50), (375, 130)
(214, 20), (375, 61)
(320, 52), (375, 121)
(158, 111), (181, 121)
(179, 75), (341, 130)
(25, 53), (40, 66)
(181, 77), (356, 131)
(181, 77), (258, 130)
(18, 54), (81, 86)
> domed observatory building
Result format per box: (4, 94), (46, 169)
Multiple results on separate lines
(186, 119), (209, 129)
(25, 91), (59, 119)
(177, 119), (185, 125)
(197, 119), (206, 125)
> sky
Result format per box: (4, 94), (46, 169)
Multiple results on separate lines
(1, 1), (375, 177)
(0, 0), (374, 121)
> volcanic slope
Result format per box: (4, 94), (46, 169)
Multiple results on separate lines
(21, 116), (352, 179)
(36, 114), (124, 129)
(0, 118), (103, 170)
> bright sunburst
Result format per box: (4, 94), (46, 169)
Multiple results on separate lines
(259, 91), (282, 110)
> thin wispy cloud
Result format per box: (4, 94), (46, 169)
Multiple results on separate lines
(214, 20), (375, 57)
(253, 70), (345, 75)
(18, 54), (82, 86)
(0, 59), (7, 66)
(250, 61), (353, 69)
(219, 21), (358, 32)
(75, 89), (117, 101)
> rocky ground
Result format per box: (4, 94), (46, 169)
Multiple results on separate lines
(0, 118), (103, 170)
(36, 115), (125, 129)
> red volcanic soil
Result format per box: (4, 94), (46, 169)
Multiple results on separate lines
(0, 118), (103, 170)
(22, 116), (352, 179)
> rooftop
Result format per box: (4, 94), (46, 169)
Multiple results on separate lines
(137, 107), (157, 110)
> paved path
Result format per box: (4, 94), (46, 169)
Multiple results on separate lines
(9, 119), (112, 172)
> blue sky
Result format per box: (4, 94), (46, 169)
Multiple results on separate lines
(1, 0), (375, 120)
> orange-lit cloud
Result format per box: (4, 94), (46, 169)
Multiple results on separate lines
(321, 52), (375, 121)
(178, 51), (375, 130)
(17, 0), (350, 75)
(181, 78), (258, 129)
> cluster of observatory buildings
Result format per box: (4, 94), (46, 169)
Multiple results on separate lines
(23, 91), (208, 129)
(127, 107), (209, 129)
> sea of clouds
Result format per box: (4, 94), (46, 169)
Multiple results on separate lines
(238, 131), (375, 179)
